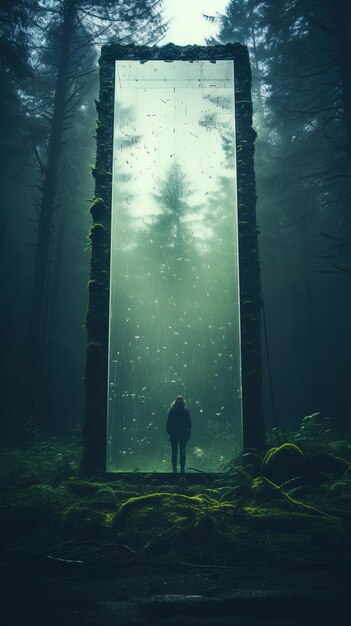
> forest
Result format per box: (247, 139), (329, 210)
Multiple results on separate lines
(1, 0), (350, 442)
(1, 1), (351, 624)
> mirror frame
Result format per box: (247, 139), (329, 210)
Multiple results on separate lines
(82, 44), (265, 472)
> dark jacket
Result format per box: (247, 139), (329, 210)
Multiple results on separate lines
(167, 406), (191, 441)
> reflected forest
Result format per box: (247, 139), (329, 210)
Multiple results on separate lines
(108, 61), (242, 472)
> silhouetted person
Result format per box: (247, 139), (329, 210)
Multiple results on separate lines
(167, 396), (191, 473)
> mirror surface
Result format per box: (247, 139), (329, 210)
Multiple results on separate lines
(107, 59), (242, 472)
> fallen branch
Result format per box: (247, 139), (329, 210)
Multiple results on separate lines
(128, 526), (183, 562)
(47, 555), (83, 565)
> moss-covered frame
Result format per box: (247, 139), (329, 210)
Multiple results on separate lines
(82, 43), (265, 472)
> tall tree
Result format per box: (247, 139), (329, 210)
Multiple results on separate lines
(0, 0), (41, 248)
(26, 0), (76, 428)
(148, 162), (196, 286)
(24, 0), (166, 429)
(0, 0), (46, 436)
(217, 0), (351, 429)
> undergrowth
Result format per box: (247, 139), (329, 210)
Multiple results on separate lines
(0, 429), (350, 569)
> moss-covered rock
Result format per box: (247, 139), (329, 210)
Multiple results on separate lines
(92, 487), (118, 508)
(250, 477), (314, 513)
(112, 492), (217, 545)
(261, 443), (305, 485)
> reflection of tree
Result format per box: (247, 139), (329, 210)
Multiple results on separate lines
(199, 95), (237, 301)
(148, 162), (196, 289)
(114, 103), (140, 248)
(200, 94), (234, 168)
(196, 94), (240, 438)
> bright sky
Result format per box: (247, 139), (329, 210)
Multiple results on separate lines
(162, 0), (229, 45)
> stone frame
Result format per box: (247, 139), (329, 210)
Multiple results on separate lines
(82, 43), (265, 472)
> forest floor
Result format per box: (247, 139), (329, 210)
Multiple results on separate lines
(1, 434), (351, 624)
(3, 558), (350, 625)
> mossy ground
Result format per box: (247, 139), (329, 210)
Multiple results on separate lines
(1, 436), (351, 571)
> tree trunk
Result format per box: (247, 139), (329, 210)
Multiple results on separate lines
(25, 0), (76, 428)
(45, 213), (67, 431)
(334, 0), (351, 161)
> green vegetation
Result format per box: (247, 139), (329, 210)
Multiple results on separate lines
(88, 222), (107, 242)
(1, 429), (350, 569)
(261, 443), (305, 485)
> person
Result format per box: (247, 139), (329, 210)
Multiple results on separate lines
(167, 396), (191, 473)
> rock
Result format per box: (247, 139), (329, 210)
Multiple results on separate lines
(261, 443), (305, 485)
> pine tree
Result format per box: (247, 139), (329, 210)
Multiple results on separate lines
(23, 0), (166, 429)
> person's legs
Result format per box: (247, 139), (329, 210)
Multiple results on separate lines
(179, 440), (186, 473)
(171, 438), (178, 472)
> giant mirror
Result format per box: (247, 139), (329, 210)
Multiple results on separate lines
(83, 45), (264, 473)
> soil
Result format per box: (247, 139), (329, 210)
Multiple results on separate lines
(2, 558), (350, 625)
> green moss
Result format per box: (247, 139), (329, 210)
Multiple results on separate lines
(92, 487), (118, 508)
(251, 476), (290, 504)
(2, 440), (351, 567)
(238, 506), (349, 558)
(88, 222), (107, 242)
(61, 504), (105, 534)
(249, 477), (333, 519)
(261, 443), (305, 485)
(112, 492), (218, 545)
(90, 197), (106, 221)
(65, 478), (108, 496)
